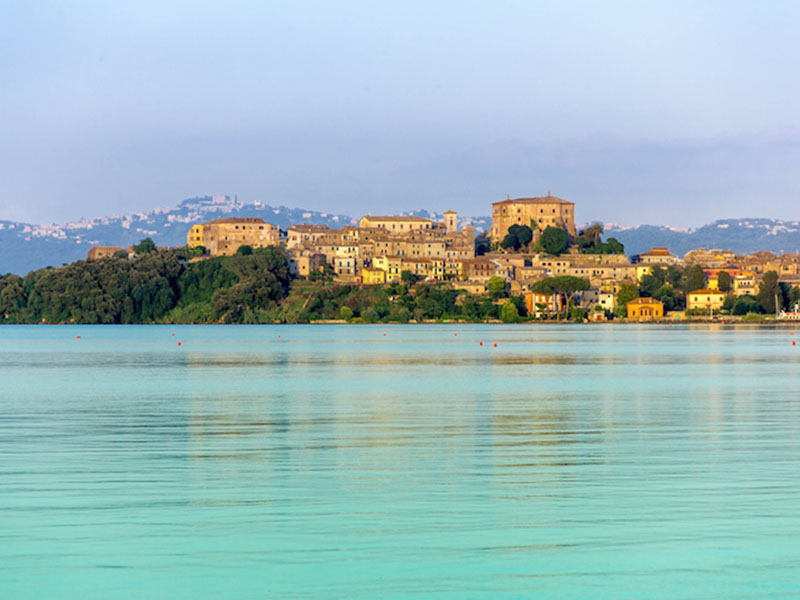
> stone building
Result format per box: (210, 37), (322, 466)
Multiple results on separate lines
(187, 217), (279, 256)
(490, 194), (576, 241)
(87, 246), (122, 260)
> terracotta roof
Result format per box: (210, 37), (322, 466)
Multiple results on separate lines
(289, 224), (331, 232)
(626, 297), (664, 305)
(361, 215), (432, 222)
(492, 195), (573, 206)
(641, 247), (672, 256)
(688, 289), (726, 295)
(207, 217), (266, 224)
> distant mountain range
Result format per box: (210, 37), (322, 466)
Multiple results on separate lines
(604, 218), (800, 257)
(0, 196), (489, 275)
(1, 195), (798, 275)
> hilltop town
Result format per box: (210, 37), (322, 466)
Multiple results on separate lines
(80, 193), (800, 322)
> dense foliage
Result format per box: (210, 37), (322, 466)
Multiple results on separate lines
(574, 223), (625, 254)
(540, 226), (569, 255)
(0, 245), (292, 324)
(500, 224), (534, 251)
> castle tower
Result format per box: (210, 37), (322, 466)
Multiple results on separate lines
(444, 210), (458, 234)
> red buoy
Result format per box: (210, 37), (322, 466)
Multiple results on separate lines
(479, 342), (483, 346)
(793, 341), (796, 346)
(171, 333), (175, 336)
(383, 333), (386, 336)
(177, 342), (182, 346)
(493, 343), (497, 348)
(454, 333), (457, 336)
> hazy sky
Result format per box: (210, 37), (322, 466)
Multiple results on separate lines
(2, 1), (800, 227)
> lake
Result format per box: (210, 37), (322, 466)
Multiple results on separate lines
(1, 324), (799, 599)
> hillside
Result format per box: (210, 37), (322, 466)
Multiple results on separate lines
(606, 218), (800, 257)
(0, 198), (491, 276)
(0, 196), (353, 275)
(3, 195), (799, 276)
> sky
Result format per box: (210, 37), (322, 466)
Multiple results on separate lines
(1, 0), (800, 228)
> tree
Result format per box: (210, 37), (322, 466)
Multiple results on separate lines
(400, 270), (418, 285)
(683, 264), (706, 293)
(500, 233), (519, 250)
(339, 306), (353, 321)
(236, 245), (253, 256)
(789, 286), (800, 310)
(653, 284), (677, 311)
(639, 274), (662, 297)
(500, 301), (519, 323)
(615, 282), (639, 316)
(604, 238), (625, 254)
(575, 223), (604, 250)
(500, 225), (533, 251)
(133, 238), (157, 255)
(758, 271), (780, 314)
(531, 276), (589, 319)
(540, 226), (568, 256)
(487, 276), (507, 299)
(511, 224), (533, 247)
(717, 271), (731, 292)
(733, 294), (759, 316)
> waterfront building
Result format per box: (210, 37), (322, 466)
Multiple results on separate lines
(580, 288), (616, 312)
(626, 297), (664, 319)
(524, 292), (564, 317)
(687, 289), (727, 312)
(733, 272), (758, 296)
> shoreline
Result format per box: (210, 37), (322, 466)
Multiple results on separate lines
(3, 319), (798, 326)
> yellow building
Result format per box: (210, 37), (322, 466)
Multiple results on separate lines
(431, 258), (465, 280)
(373, 256), (403, 281)
(490, 193), (576, 241)
(733, 272), (757, 296)
(636, 264), (654, 282)
(358, 215), (433, 232)
(361, 268), (387, 285)
(187, 217), (279, 256)
(400, 257), (432, 279)
(626, 297), (664, 319)
(687, 289), (726, 312)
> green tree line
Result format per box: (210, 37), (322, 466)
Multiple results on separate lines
(0, 242), (292, 324)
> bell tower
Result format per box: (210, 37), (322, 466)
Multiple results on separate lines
(444, 210), (457, 234)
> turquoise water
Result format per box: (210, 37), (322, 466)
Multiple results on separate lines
(1, 324), (800, 599)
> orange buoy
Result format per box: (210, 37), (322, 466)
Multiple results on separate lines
(76, 335), (81, 339)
